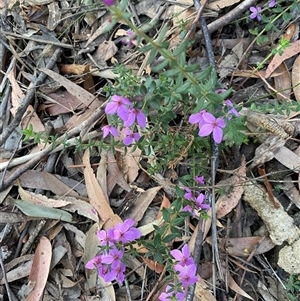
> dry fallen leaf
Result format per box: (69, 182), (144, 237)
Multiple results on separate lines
(283, 23), (298, 41)
(216, 157), (246, 218)
(292, 54), (300, 101)
(63, 197), (100, 223)
(82, 148), (122, 230)
(116, 129), (142, 183)
(63, 223), (86, 249)
(273, 62), (291, 101)
(8, 69), (45, 133)
(106, 149), (131, 194)
(40, 68), (102, 109)
(194, 277), (217, 301)
(0, 257), (33, 285)
(226, 270), (254, 300)
(40, 91), (86, 116)
(18, 183), (71, 208)
(265, 40), (300, 78)
(222, 236), (275, 257)
(47, 2), (61, 31)
(93, 41), (118, 66)
(218, 39), (244, 78)
(123, 186), (161, 222)
(25, 236), (52, 301)
(142, 257), (165, 273)
(84, 223), (101, 291)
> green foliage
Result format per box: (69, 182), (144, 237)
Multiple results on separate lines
(103, 57), (244, 171)
(140, 193), (205, 264)
(251, 98), (300, 116)
(285, 274), (300, 301)
(247, 0), (300, 69)
(223, 116), (248, 147)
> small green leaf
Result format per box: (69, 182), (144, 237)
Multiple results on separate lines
(162, 208), (171, 222)
(147, 97), (160, 109)
(184, 63), (200, 72)
(172, 41), (189, 56)
(147, 49), (159, 65)
(176, 187), (184, 198)
(162, 69), (180, 77)
(139, 44), (154, 53)
(206, 92), (224, 104)
(257, 35), (269, 45)
(282, 12), (291, 22)
(163, 233), (178, 243)
(154, 232), (162, 245)
(194, 96), (205, 112)
(179, 210), (193, 217)
(172, 216), (184, 225)
(119, 0), (129, 11)
(190, 84), (202, 97)
(156, 24), (169, 42)
(173, 199), (182, 211)
(175, 81), (190, 94)
(249, 28), (258, 36)
(195, 66), (212, 81)
(153, 62), (169, 74)
(179, 51), (186, 66)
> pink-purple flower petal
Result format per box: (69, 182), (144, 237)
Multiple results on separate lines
(117, 105), (129, 121)
(105, 101), (118, 115)
(189, 111), (205, 124)
(213, 126), (223, 143)
(202, 112), (216, 123)
(136, 110), (147, 127)
(195, 176), (204, 184)
(199, 123), (213, 137)
(102, 0), (114, 5)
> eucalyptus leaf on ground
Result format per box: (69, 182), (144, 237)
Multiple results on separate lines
(12, 198), (74, 223)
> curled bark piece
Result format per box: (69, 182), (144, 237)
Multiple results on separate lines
(243, 182), (300, 245)
(278, 240), (300, 275)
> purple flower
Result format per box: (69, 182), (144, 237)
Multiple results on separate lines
(85, 255), (103, 270)
(99, 264), (109, 278)
(102, 263), (126, 283)
(184, 187), (194, 200)
(124, 108), (147, 127)
(215, 88), (227, 94)
(225, 100), (239, 117)
(102, 0), (114, 5)
(188, 110), (206, 126)
(198, 112), (226, 144)
(195, 193), (210, 210)
(102, 125), (118, 138)
(105, 95), (132, 121)
(85, 219), (142, 285)
(194, 176), (204, 185)
(116, 263), (127, 283)
(113, 218), (141, 243)
(123, 128), (141, 146)
(105, 262), (127, 284)
(101, 247), (123, 269)
(121, 30), (135, 48)
(97, 228), (116, 246)
(269, 0), (276, 7)
(171, 245), (195, 267)
(249, 6), (262, 21)
(174, 264), (198, 287)
(182, 205), (196, 216)
(159, 286), (186, 301)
